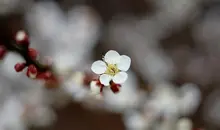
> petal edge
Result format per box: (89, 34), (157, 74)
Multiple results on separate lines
(91, 60), (107, 74)
(99, 74), (112, 86)
(112, 72), (128, 84)
(104, 50), (121, 64)
(117, 55), (131, 71)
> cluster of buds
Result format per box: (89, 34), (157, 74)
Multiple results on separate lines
(90, 80), (122, 94)
(89, 79), (121, 95)
(12, 30), (58, 87)
(90, 50), (131, 96)
(90, 80), (121, 97)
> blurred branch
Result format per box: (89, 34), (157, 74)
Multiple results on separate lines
(4, 40), (50, 72)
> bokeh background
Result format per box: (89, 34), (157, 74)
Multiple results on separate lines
(1, 0), (220, 130)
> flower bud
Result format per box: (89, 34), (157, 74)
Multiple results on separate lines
(14, 63), (26, 72)
(28, 48), (38, 60)
(27, 65), (37, 78)
(90, 80), (103, 95)
(15, 30), (29, 46)
(110, 81), (121, 93)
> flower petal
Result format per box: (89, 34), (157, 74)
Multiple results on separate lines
(99, 74), (112, 86)
(113, 72), (128, 84)
(117, 55), (131, 71)
(104, 50), (121, 64)
(91, 60), (107, 74)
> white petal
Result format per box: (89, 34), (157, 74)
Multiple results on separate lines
(91, 60), (107, 74)
(104, 50), (121, 64)
(113, 72), (128, 84)
(117, 55), (131, 71)
(99, 74), (112, 86)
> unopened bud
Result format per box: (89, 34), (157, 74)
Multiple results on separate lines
(90, 80), (103, 95)
(110, 81), (121, 93)
(28, 48), (38, 60)
(15, 30), (29, 46)
(26, 65), (37, 78)
(14, 63), (26, 72)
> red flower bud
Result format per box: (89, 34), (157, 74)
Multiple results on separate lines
(28, 48), (38, 60)
(14, 63), (26, 72)
(110, 81), (121, 93)
(15, 30), (29, 46)
(26, 65), (37, 78)
(0, 45), (6, 59)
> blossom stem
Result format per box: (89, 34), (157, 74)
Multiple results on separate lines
(5, 40), (50, 72)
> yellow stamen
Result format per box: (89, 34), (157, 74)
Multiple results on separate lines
(105, 64), (119, 76)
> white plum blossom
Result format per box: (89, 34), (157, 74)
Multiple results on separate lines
(91, 50), (131, 86)
(123, 110), (149, 130)
(63, 72), (89, 102)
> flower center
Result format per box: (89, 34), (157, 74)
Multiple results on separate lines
(105, 64), (119, 76)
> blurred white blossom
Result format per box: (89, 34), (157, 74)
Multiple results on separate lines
(179, 83), (201, 116)
(123, 110), (150, 130)
(64, 71), (89, 102)
(144, 82), (201, 119)
(146, 83), (180, 118)
(203, 89), (220, 127)
(153, 0), (200, 30)
(19, 87), (57, 127)
(0, 96), (26, 130)
(26, 1), (101, 75)
(176, 118), (193, 130)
